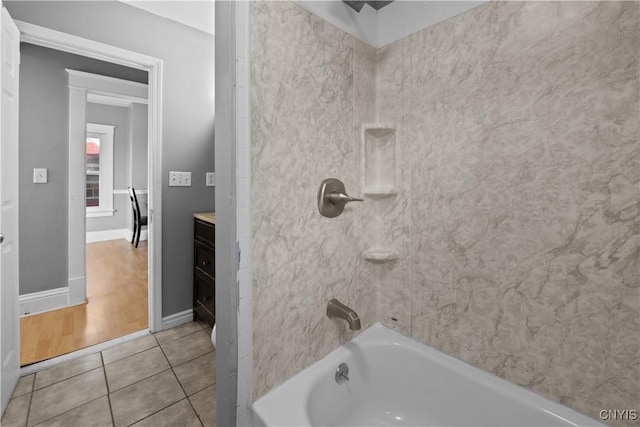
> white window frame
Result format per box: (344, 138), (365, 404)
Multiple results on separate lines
(85, 123), (115, 217)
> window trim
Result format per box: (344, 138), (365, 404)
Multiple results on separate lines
(85, 123), (115, 217)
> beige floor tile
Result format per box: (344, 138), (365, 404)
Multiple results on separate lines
(196, 319), (213, 336)
(31, 396), (112, 427)
(173, 351), (216, 396)
(1, 394), (30, 427)
(34, 353), (102, 390)
(189, 385), (215, 427)
(105, 346), (169, 392)
(130, 398), (202, 427)
(154, 322), (203, 345)
(28, 368), (107, 426)
(110, 369), (185, 427)
(102, 334), (158, 365)
(161, 330), (213, 367)
(12, 374), (34, 398)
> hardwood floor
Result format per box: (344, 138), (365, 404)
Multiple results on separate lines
(20, 238), (148, 366)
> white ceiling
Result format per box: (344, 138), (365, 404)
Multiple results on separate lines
(121, 1), (215, 36)
(295, 1), (485, 48)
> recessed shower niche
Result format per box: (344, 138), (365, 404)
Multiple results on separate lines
(361, 124), (399, 263)
(362, 124), (396, 195)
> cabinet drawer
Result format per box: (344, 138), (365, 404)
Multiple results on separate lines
(194, 219), (215, 247)
(194, 271), (215, 317)
(195, 303), (215, 328)
(195, 241), (215, 278)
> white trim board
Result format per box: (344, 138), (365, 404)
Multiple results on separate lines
(16, 19), (164, 333)
(161, 309), (194, 330)
(127, 229), (148, 243)
(19, 287), (70, 316)
(86, 228), (130, 243)
(114, 189), (148, 195)
(85, 228), (147, 244)
(67, 69), (148, 103)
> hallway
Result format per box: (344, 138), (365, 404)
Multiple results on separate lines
(20, 239), (148, 366)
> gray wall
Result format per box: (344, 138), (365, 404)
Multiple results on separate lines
(8, 1), (215, 315)
(86, 103), (130, 233)
(17, 42), (147, 295)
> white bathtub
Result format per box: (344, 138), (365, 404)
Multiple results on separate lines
(252, 323), (603, 427)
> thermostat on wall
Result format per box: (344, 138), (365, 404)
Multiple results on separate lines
(33, 168), (48, 184)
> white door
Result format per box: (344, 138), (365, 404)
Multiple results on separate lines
(0, 6), (20, 415)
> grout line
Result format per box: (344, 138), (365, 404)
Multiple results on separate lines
(108, 367), (173, 395)
(169, 349), (215, 371)
(154, 326), (205, 347)
(25, 385), (34, 427)
(187, 393), (206, 427)
(155, 338), (200, 424)
(155, 326), (214, 427)
(104, 343), (162, 368)
(104, 341), (160, 366)
(32, 365), (104, 393)
(117, 342), (188, 427)
(27, 395), (108, 427)
(126, 398), (197, 427)
(99, 351), (116, 427)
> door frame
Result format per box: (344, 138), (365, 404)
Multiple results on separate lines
(16, 20), (163, 332)
(1, 6), (21, 414)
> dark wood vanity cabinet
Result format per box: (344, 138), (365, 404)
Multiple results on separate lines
(193, 213), (215, 328)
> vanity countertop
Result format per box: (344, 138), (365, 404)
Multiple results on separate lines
(193, 212), (215, 224)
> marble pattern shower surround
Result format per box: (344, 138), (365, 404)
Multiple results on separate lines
(250, 1), (378, 399)
(251, 0), (639, 422)
(395, 1), (639, 423)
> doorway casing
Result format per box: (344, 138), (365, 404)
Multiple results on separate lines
(16, 20), (163, 332)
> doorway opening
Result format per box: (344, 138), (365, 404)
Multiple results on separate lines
(14, 22), (163, 366)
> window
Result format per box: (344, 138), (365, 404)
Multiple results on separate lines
(86, 123), (115, 217)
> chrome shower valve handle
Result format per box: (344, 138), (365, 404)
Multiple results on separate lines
(318, 178), (363, 218)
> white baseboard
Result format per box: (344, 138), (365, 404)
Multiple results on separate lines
(86, 228), (147, 244)
(127, 229), (148, 243)
(86, 228), (129, 243)
(68, 276), (87, 306)
(161, 309), (194, 330)
(19, 287), (70, 316)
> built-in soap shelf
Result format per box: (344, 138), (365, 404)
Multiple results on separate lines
(362, 124), (399, 263)
(363, 124), (396, 197)
(363, 248), (400, 263)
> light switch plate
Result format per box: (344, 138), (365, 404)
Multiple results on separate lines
(33, 168), (48, 184)
(169, 171), (191, 187)
(206, 172), (215, 187)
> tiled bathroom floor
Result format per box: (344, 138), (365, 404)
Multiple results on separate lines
(1, 321), (216, 427)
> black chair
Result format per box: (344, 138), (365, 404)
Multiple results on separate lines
(128, 187), (147, 248)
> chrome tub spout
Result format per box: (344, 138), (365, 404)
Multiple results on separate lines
(327, 299), (361, 331)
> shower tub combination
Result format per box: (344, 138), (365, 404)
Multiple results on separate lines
(252, 323), (602, 427)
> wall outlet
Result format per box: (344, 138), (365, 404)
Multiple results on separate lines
(169, 171), (191, 187)
(206, 172), (215, 187)
(33, 168), (48, 184)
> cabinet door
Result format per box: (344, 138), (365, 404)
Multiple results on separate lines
(194, 219), (215, 247)
(194, 241), (215, 278)
(194, 271), (215, 326)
